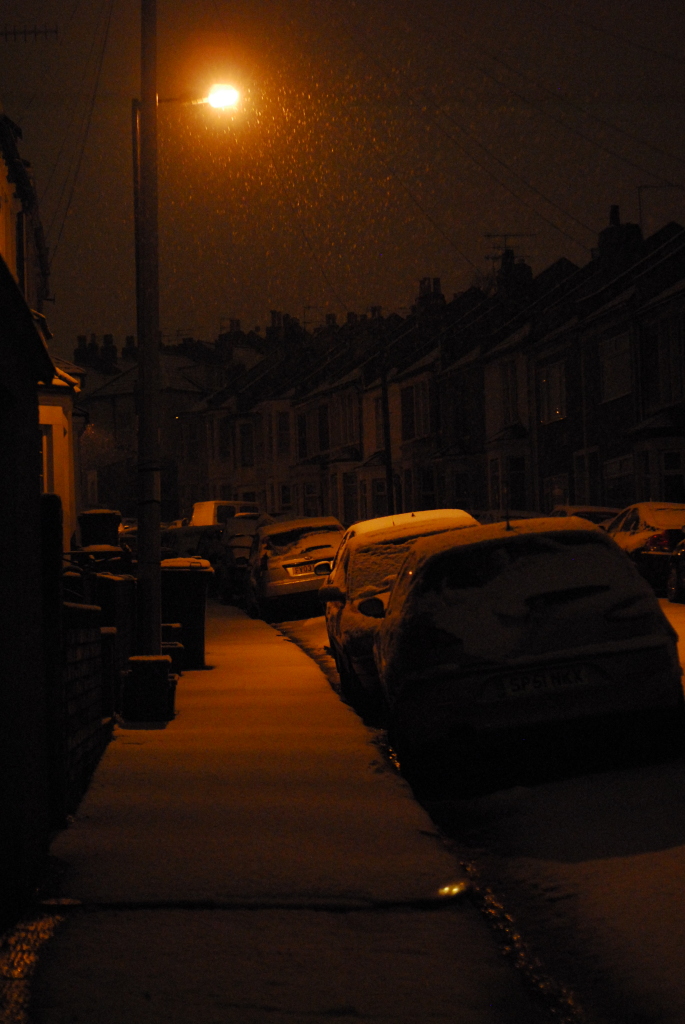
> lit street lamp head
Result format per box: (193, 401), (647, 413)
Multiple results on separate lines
(206, 84), (240, 109)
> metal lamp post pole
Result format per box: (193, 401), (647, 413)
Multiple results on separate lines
(136, 0), (161, 654)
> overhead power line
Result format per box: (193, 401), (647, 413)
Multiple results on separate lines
(49, 0), (115, 266)
(334, 6), (593, 249)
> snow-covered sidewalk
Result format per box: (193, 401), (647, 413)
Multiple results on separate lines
(26, 604), (546, 1024)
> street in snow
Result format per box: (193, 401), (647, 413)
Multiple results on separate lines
(278, 601), (685, 1024)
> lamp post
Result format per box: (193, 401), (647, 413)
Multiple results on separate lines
(135, 0), (161, 654)
(134, 0), (239, 654)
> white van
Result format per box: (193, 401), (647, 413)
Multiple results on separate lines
(190, 500), (261, 526)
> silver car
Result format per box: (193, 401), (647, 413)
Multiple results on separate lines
(246, 517), (344, 621)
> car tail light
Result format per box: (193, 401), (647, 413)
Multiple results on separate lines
(643, 531), (671, 552)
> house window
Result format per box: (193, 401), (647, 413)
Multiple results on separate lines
(403, 468), (413, 511)
(419, 467), (435, 509)
(280, 483), (292, 508)
(266, 412), (273, 460)
(318, 404), (330, 452)
(507, 456), (526, 509)
(343, 472), (358, 524)
(297, 413), (308, 459)
(338, 391), (357, 445)
(304, 482), (319, 516)
(501, 359), (518, 425)
(276, 411), (290, 455)
(603, 454), (634, 507)
(401, 386), (415, 441)
(186, 419), (199, 460)
(359, 479), (367, 519)
(218, 416), (231, 461)
(641, 318), (685, 413)
(663, 450), (685, 502)
(239, 422), (254, 467)
(600, 334), (632, 402)
(539, 361), (566, 423)
(543, 473), (569, 510)
(330, 474), (338, 518)
(488, 457), (501, 509)
(40, 424), (54, 493)
(573, 449), (600, 504)
(372, 477), (387, 517)
(374, 396), (384, 451)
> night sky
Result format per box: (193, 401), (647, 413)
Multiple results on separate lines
(1, 0), (684, 359)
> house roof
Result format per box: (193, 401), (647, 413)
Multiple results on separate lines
(0, 251), (54, 382)
(81, 353), (209, 399)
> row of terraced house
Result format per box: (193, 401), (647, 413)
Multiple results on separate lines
(176, 207), (685, 524)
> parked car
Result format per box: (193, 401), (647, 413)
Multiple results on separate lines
(604, 502), (685, 594)
(320, 509), (479, 721)
(666, 533), (685, 602)
(373, 517), (684, 796)
(190, 500), (261, 526)
(549, 505), (622, 525)
(246, 516), (344, 621)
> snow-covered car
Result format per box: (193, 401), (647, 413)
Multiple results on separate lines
(320, 509), (479, 721)
(246, 516), (344, 620)
(604, 502), (685, 594)
(373, 517), (684, 796)
(549, 505), (622, 525)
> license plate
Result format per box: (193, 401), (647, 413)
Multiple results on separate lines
(500, 665), (587, 698)
(288, 564), (314, 576)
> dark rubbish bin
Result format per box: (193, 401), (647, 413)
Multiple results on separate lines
(161, 557), (214, 669)
(121, 655), (174, 722)
(78, 509), (122, 547)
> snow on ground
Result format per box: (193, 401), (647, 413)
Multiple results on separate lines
(276, 616), (340, 694)
(278, 606), (685, 1024)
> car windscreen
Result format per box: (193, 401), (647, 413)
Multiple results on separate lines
(348, 538), (417, 598)
(266, 526), (342, 553)
(644, 508), (685, 529)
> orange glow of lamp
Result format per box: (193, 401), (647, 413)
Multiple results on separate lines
(206, 84), (240, 109)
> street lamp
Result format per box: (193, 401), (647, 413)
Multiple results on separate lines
(135, 0), (238, 654)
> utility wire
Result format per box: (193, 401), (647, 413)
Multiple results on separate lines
(335, 6), (593, 248)
(521, 0), (685, 66)
(267, 153), (350, 313)
(18, 0), (82, 117)
(50, 0), (114, 265)
(41, 0), (106, 207)
(366, 142), (479, 270)
(454, 52), (679, 187)
(403, 0), (685, 173)
(476, 45), (684, 171)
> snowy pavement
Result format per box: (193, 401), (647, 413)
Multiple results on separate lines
(25, 605), (549, 1024)
(277, 603), (685, 1024)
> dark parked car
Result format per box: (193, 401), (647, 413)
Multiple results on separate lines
(604, 502), (685, 594)
(549, 505), (621, 525)
(373, 517), (684, 795)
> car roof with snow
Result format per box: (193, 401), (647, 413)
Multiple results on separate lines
(257, 516), (343, 538)
(344, 513), (479, 553)
(344, 508), (477, 538)
(628, 502), (685, 528)
(404, 515), (602, 565)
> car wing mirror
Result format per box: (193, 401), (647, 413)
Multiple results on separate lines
(318, 584), (345, 603)
(357, 596), (385, 619)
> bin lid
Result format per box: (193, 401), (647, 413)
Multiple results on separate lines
(161, 557), (213, 571)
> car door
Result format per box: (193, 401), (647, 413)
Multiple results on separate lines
(325, 546), (350, 654)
